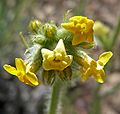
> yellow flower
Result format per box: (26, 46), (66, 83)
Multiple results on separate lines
(41, 39), (73, 71)
(61, 16), (94, 48)
(80, 51), (113, 83)
(3, 58), (40, 86)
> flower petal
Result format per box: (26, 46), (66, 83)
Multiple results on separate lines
(15, 58), (26, 72)
(86, 32), (94, 42)
(61, 22), (74, 32)
(72, 34), (85, 45)
(41, 48), (54, 60)
(94, 69), (105, 83)
(54, 39), (66, 55)
(64, 55), (73, 67)
(3, 64), (17, 75)
(81, 68), (91, 81)
(69, 16), (88, 23)
(97, 51), (113, 67)
(25, 72), (39, 86)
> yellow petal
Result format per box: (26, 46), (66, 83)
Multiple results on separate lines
(3, 64), (17, 75)
(90, 60), (97, 68)
(19, 76), (35, 86)
(69, 16), (87, 23)
(86, 33), (94, 42)
(16, 74), (37, 86)
(17, 74), (24, 83)
(54, 39), (66, 55)
(94, 69), (105, 83)
(81, 68), (91, 81)
(61, 22), (74, 31)
(64, 55), (73, 67)
(25, 72), (39, 86)
(72, 34), (85, 45)
(41, 48), (54, 60)
(15, 58), (26, 72)
(97, 51), (113, 67)
(42, 61), (51, 71)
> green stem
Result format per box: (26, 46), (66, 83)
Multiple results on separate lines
(47, 80), (62, 114)
(89, 84), (102, 114)
(109, 17), (120, 50)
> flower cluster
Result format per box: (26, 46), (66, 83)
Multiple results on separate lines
(3, 16), (113, 86)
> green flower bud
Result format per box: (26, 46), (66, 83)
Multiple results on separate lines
(42, 23), (57, 38)
(29, 19), (41, 33)
(32, 34), (46, 45)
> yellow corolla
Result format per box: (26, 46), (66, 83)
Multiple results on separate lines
(61, 16), (94, 48)
(41, 39), (73, 71)
(3, 58), (39, 86)
(80, 51), (113, 83)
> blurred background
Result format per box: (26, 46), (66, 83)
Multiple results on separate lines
(0, 0), (120, 114)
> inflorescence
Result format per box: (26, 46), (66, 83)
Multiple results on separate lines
(3, 16), (113, 86)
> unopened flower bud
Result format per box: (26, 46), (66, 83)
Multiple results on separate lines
(32, 34), (46, 45)
(29, 19), (41, 33)
(42, 23), (57, 38)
